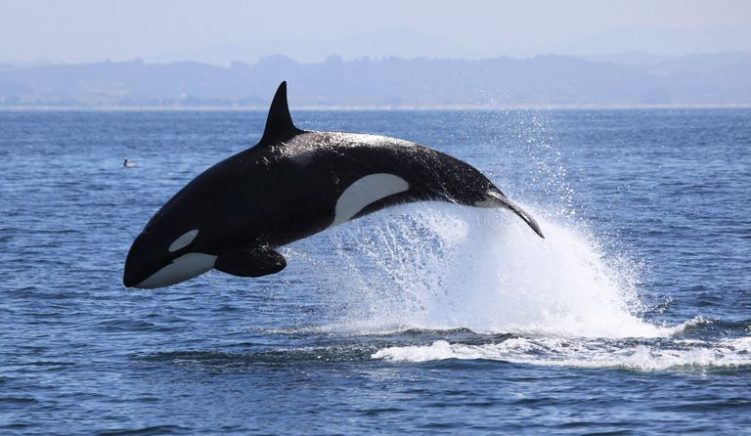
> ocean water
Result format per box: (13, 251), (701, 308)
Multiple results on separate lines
(1, 109), (750, 434)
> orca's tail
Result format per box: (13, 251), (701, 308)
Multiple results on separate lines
(486, 191), (545, 239)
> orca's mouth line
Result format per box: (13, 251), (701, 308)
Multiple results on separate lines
(123, 252), (174, 288)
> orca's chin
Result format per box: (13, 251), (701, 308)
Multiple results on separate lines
(123, 275), (137, 288)
(123, 262), (150, 288)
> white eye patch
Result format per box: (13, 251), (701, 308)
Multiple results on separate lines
(168, 229), (199, 253)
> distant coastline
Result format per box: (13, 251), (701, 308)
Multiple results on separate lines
(2, 52), (751, 108)
(2, 104), (751, 111)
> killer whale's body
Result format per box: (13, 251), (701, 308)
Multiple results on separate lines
(124, 82), (543, 288)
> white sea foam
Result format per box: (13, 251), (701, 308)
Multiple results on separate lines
(372, 336), (751, 371)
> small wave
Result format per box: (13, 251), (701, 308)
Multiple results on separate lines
(0, 397), (39, 405)
(372, 336), (751, 371)
(137, 345), (378, 367)
(260, 314), (738, 342)
(667, 316), (751, 338)
(97, 425), (189, 435)
(668, 315), (714, 335)
(257, 322), (477, 337)
(95, 319), (176, 333)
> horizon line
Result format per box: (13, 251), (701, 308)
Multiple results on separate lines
(3, 103), (751, 112)
(3, 50), (751, 69)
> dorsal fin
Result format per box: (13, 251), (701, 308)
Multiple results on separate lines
(259, 81), (302, 144)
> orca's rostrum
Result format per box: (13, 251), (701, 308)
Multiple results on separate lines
(123, 82), (543, 288)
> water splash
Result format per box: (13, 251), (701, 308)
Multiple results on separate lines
(291, 203), (751, 371)
(314, 202), (665, 338)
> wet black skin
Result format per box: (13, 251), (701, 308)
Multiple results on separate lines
(123, 82), (542, 288)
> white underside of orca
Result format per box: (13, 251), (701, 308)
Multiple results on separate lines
(136, 252), (217, 289)
(331, 173), (410, 227)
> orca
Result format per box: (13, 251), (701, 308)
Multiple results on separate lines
(123, 82), (543, 288)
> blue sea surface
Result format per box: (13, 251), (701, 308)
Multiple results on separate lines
(1, 109), (750, 434)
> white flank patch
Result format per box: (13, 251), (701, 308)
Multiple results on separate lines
(137, 252), (217, 288)
(331, 173), (409, 227)
(168, 229), (199, 253)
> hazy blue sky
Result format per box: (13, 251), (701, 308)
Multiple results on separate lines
(1, 0), (750, 64)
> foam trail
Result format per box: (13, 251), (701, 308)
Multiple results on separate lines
(372, 336), (751, 370)
(320, 203), (668, 338)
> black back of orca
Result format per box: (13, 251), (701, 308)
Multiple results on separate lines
(123, 82), (543, 288)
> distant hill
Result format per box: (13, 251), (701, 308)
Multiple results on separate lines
(1, 53), (750, 108)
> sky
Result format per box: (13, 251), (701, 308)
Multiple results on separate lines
(1, 0), (750, 65)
